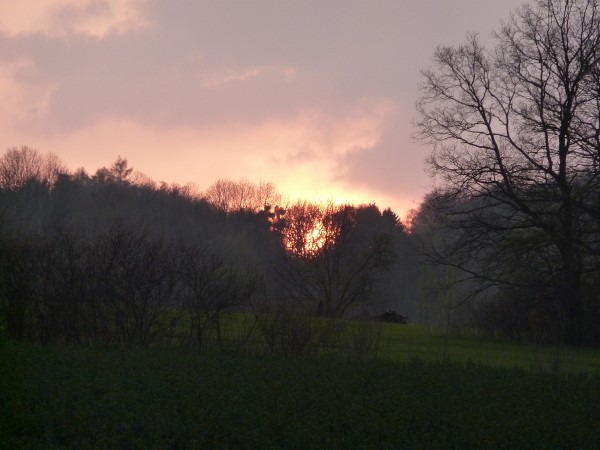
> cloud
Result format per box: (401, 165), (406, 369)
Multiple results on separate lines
(2, 0), (521, 130)
(0, 0), (145, 37)
(335, 108), (431, 199)
(0, 0), (524, 216)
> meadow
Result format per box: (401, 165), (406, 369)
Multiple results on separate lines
(2, 323), (600, 449)
(378, 324), (600, 373)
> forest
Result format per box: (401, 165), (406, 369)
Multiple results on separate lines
(0, 147), (418, 350)
(0, 140), (598, 349)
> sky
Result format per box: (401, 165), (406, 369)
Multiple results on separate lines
(0, 0), (524, 218)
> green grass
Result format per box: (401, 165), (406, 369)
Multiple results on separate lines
(2, 321), (600, 448)
(2, 340), (600, 449)
(174, 311), (600, 373)
(378, 323), (600, 373)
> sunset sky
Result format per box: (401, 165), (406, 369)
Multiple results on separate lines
(0, 0), (523, 218)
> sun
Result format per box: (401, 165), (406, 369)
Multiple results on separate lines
(303, 222), (327, 254)
(284, 220), (327, 257)
(279, 200), (350, 258)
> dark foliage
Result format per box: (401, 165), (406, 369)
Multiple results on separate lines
(0, 150), (409, 346)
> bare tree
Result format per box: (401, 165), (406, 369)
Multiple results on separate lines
(415, 0), (600, 344)
(204, 179), (282, 213)
(0, 234), (36, 340)
(178, 244), (264, 349)
(277, 201), (397, 317)
(92, 225), (179, 345)
(0, 146), (67, 190)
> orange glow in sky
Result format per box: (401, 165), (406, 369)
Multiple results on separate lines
(0, 0), (523, 220)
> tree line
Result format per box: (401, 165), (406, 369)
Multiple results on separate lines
(0, 146), (414, 349)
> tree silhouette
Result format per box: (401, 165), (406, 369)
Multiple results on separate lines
(415, 0), (600, 345)
(277, 202), (397, 317)
(0, 146), (66, 190)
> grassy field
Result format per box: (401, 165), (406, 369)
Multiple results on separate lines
(378, 323), (600, 373)
(1, 325), (600, 449)
(176, 312), (600, 373)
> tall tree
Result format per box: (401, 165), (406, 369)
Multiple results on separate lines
(277, 202), (397, 317)
(415, 0), (600, 344)
(93, 156), (133, 185)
